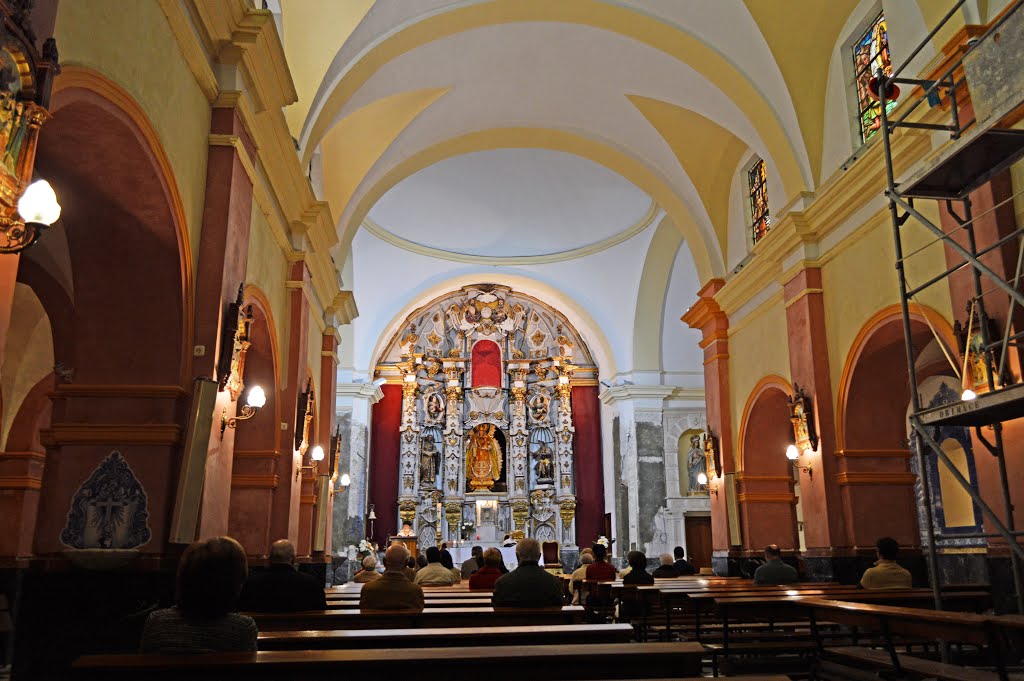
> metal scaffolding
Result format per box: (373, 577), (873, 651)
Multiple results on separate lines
(879, 0), (1024, 614)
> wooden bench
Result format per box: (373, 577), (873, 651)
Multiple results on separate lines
(325, 597), (493, 609)
(249, 605), (585, 631)
(72, 641), (705, 680)
(0, 594), (11, 667)
(257, 622), (634, 650)
(804, 599), (1011, 681)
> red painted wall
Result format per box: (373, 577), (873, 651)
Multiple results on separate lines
(572, 385), (605, 546)
(369, 385), (402, 547)
(471, 340), (501, 387)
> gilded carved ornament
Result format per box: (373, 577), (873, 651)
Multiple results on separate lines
(398, 500), (417, 523)
(558, 498), (577, 529)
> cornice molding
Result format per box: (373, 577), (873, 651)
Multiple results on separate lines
(336, 383), (385, 404)
(361, 200), (660, 265)
(599, 384), (676, 405)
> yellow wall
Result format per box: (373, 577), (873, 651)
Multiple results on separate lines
(245, 199), (289, 387)
(1, 285), (54, 449)
(821, 200), (954, 413)
(54, 0), (210, 261)
(728, 292), (791, 468)
(307, 306), (322, 398)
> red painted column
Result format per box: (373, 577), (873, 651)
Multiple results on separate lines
(682, 279), (733, 556)
(571, 385), (604, 546)
(192, 104), (255, 540)
(783, 268), (848, 559)
(270, 259), (311, 547)
(315, 328), (339, 557)
(368, 384), (402, 548)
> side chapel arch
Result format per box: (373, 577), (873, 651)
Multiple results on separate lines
(736, 375), (799, 553)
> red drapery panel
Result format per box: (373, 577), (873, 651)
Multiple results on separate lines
(572, 385), (605, 546)
(368, 384), (402, 548)
(471, 340), (501, 387)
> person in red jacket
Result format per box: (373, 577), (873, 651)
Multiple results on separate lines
(585, 543), (617, 581)
(468, 548), (504, 590)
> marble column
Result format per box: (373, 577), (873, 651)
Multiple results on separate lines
(600, 385), (674, 557)
(331, 381), (383, 555)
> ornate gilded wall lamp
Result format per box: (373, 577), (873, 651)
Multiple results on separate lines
(219, 385), (266, 438)
(0, 8), (60, 254)
(783, 383), (817, 480)
(696, 472), (718, 498)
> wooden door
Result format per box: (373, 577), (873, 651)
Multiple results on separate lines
(685, 516), (713, 570)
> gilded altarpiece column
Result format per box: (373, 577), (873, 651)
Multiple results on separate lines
(507, 362), (530, 501)
(398, 364), (421, 537)
(554, 362), (577, 548)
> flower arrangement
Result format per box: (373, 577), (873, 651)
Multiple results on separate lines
(357, 539), (376, 555)
(596, 535), (610, 548)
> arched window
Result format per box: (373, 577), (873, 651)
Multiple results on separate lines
(852, 12), (894, 143)
(747, 157), (770, 244)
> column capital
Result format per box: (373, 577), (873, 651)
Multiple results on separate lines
(682, 278), (727, 332)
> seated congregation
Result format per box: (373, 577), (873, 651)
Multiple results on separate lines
(69, 531), (1021, 681)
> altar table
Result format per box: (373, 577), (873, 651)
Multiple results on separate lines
(448, 546), (544, 570)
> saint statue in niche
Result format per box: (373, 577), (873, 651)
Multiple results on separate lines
(420, 438), (439, 486)
(466, 423), (502, 491)
(528, 392), (550, 422)
(533, 442), (554, 484)
(687, 433), (707, 495)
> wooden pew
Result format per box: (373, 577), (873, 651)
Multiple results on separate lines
(0, 594), (11, 667)
(703, 591), (993, 677)
(257, 623), (634, 650)
(805, 599), (1012, 681)
(72, 641), (706, 680)
(326, 598), (493, 609)
(250, 605), (585, 631)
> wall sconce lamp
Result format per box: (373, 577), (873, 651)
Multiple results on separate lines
(696, 472), (718, 498)
(0, 180), (62, 253)
(220, 385), (266, 438)
(785, 444), (814, 479)
(337, 472), (351, 490)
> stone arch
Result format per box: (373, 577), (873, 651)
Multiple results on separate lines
(736, 375), (798, 552)
(25, 67), (192, 556)
(835, 304), (957, 548)
(228, 286), (283, 557)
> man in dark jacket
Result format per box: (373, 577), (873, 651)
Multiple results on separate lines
(672, 546), (696, 576)
(238, 539), (326, 612)
(491, 538), (563, 608)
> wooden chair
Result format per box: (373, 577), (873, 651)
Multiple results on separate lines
(542, 541), (561, 575)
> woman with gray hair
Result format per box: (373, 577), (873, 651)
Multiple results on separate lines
(353, 553), (381, 583)
(569, 548), (594, 605)
(652, 553), (680, 578)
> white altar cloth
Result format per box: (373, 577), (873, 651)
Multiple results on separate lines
(448, 545), (544, 571)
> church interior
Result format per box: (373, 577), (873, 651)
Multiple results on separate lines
(1, 0), (1024, 678)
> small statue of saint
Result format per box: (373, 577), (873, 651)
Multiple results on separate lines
(420, 438), (439, 485)
(528, 392), (550, 422)
(533, 442), (554, 483)
(687, 433), (707, 494)
(466, 423), (502, 491)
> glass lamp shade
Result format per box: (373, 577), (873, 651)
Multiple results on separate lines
(339, 473), (351, 487)
(697, 472), (709, 486)
(246, 385), (267, 408)
(18, 180), (61, 226)
(961, 389), (977, 401)
(310, 445), (325, 461)
(785, 444), (800, 460)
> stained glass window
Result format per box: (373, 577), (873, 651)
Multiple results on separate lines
(853, 12), (895, 143)
(748, 158), (769, 244)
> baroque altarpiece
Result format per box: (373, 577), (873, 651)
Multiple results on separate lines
(376, 285), (597, 550)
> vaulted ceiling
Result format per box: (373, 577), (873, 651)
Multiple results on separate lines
(271, 0), (993, 379)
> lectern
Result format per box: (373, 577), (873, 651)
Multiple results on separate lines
(388, 535), (418, 558)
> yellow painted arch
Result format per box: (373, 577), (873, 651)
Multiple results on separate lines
(632, 214), (683, 372)
(301, 0), (810, 200)
(339, 126), (724, 283)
